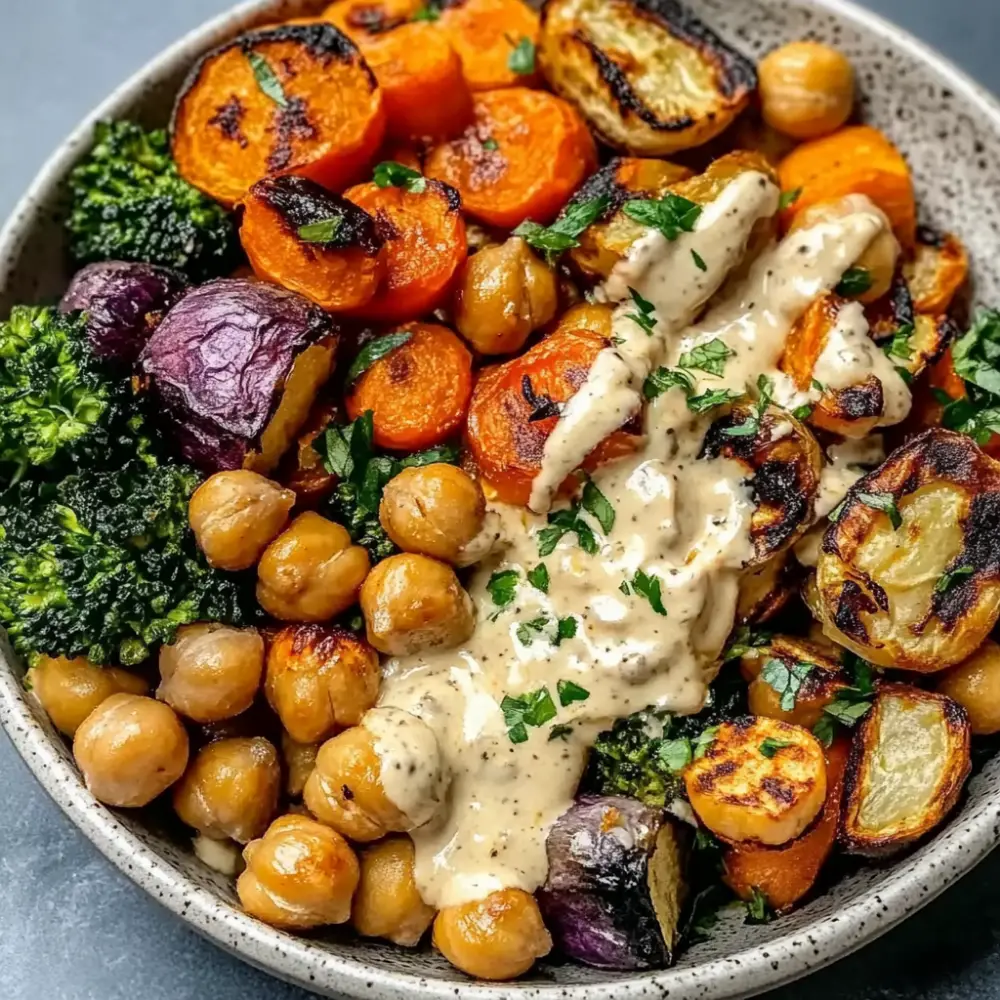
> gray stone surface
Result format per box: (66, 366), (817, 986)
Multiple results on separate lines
(1, 1), (1000, 997)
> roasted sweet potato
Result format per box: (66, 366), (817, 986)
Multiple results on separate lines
(538, 0), (756, 156)
(239, 175), (385, 311)
(902, 228), (969, 315)
(840, 684), (970, 856)
(172, 23), (385, 206)
(816, 429), (1000, 672)
(322, 0), (424, 39)
(425, 88), (597, 229)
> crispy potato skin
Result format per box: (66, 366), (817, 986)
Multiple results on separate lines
(538, 0), (756, 155)
(817, 429), (1000, 671)
(684, 717), (827, 847)
(840, 684), (971, 856)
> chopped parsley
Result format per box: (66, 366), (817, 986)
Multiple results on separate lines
(721, 374), (773, 438)
(345, 331), (413, 384)
(297, 216), (343, 244)
(936, 564), (975, 594)
(856, 490), (903, 529)
(745, 887), (775, 925)
(811, 377), (827, 392)
(791, 403), (813, 420)
(812, 655), (877, 746)
(247, 52), (288, 108)
(516, 615), (577, 647)
(548, 723), (574, 741)
(507, 36), (536, 75)
(486, 569), (519, 611)
(691, 249), (708, 272)
(693, 725), (718, 759)
(482, 137), (499, 151)
(502, 688), (557, 743)
(760, 658), (815, 711)
(557, 679), (589, 706)
(623, 192), (702, 242)
(373, 160), (426, 194)
(835, 267), (873, 298)
(626, 286), (657, 336)
(581, 476), (615, 533)
(883, 322), (914, 361)
(643, 366), (695, 400)
(538, 480), (614, 556)
(527, 563), (550, 593)
(936, 310), (1000, 444)
(513, 195), (609, 264)
(678, 338), (734, 378)
(759, 737), (794, 758)
(723, 625), (774, 661)
(688, 387), (746, 414)
(631, 569), (667, 616)
(411, 2), (440, 19)
(658, 738), (692, 772)
(779, 188), (802, 210)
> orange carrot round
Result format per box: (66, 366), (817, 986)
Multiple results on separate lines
(172, 23), (385, 205)
(322, 0), (423, 41)
(346, 323), (473, 450)
(343, 175), (467, 322)
(239, 175), (385, 311)
(438, 0), (541, 91)
(425, 89), (597, 229)
(466, 328), (639, 506)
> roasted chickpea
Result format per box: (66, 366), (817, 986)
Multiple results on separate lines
(173, 736), (281, 843)
(360, 553), (474, 656)
(27, 655), (147, 737)
(237, 814), (360, 929)
(937, 639), (1000, 734)
(352, 836), (435, 946)
(73, 694), (189, 807)
(157, 623), (264, 724)
(453, 237), (558, 355)
(257, 512), (370, 622)
(433, 889), (552, 980)
(189, 470), (295, 571)
(282, 732), (320, 798)
(265, 624), (380, 744)
(759, 41), (855, 140)
(379, 465), (485, 564)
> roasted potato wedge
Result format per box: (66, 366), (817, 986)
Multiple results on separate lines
(936, 638), (1000, 735)
(702, 403), (822, 566)
(685, 717), (827, 846)
(817, 429), (1000, 672)
(736, 552), (797, 626)
(902, 228), (969, 315)
(840, 684), (970, 856)
(538, 0), (756, 156)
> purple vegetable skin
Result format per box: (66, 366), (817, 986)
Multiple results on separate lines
(60, 260), (189, 366)
(139, 278), (336, 472)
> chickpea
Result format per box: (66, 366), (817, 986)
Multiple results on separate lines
(73, 694), (189, 807)
(157, 623), (264, 724)
(453, 237), (558, 355)
(173, 737), (281, 843)
(379, 465), (485, 564)
(189, 470), (295, 571)
(257, 512), (370, 622)
(265, 624), (380, 744)
(237, 814), (360, 929)
(282, 732), (320, 798)
(352, 836), (435, 947)
(360, 553), (474, 656)
(937, 639), (1000, 734)
(759, 41), (855, 140)
(27, 655), (147, 737)
(432, 889), (552, 980)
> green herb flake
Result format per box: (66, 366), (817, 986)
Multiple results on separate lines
(623, 193), (702, 242)
(557, 678), (589, 706)
(619, 580), (631, 596)
(538, 502), (599, 557)
(501, 687), (557, 742)
(693, 725), (719, 759)
(760, 658), (815, 712)
(411, 2), (440, 19)
(811, 377), (826, 392)
(549, 723), (574, 741)
(515, 617), (549, 646)
(759, 737), (795, 759)
(691, 249), (708, 272)
(513, 195), (610, 264)
(626, 286), (658, 336)
(297, 216), (343, 244)
(657, 737), (693, 772)
(883, 322), (915, 362)
(527, 563), (550, 593)
(373, 160), (427, 194)
(482, 137), (499, 152)
(247, 52), (288, 108)
(487, 569), (519, 610)
(581, 476), (615, 533)
(936, 564), (975, 594)
(745, 887), (775, 925)
(857, 490), (903, 529)
(345, 332), (413, 384)
(643, 366), (695, 400)
(687, 387), (745, 414)
(632, 569), (667, 616)
(779, 188), (802, 210)
(835, 267), (873, 298)
(507, 36), (536, 75)
(678, 338), (734, 378)
(792, 403), (813, 420)
(556, 616), (578, 644)
(722, 373), (773, 438)
(723, 625), (774, 661)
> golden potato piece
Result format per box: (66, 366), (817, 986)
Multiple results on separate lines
(684, 717), (827, 846)
(936, 638), (1000, 735)
(902, 229), (969, 315)
(817, 429), (1000, 671)
(702, 403), (822, 565)
(735, 553), (797, 626)
(840, 683), (970, 856)
(539, 0), (756, 155)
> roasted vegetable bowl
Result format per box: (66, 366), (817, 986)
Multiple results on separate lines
(4, 0), (1000, 998)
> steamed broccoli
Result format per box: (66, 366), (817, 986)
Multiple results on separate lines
(0, 460), (258, 666)
(66, 120), (239, 281)
(0, 306), (140, 484)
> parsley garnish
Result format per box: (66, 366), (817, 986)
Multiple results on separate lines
(883, 322), (914, 361)
(513, 195), (609, 265)
(527, 563), (550, 593)
(643, 366), (695, 400)
(411, 2), (440, 19)
(835, 267), (873, 298)
(745, 887), (775, 925)
(482, 137), (499, 151)
(678, 338), (734, 378)
(936, 564), (975, 594)
(345, 332), (413, 384)
(723, 626), (774, 661)
(557, 679), (589, 706)
(487, 569), (519, 611)
(297, 216), (343, 244)
(811, 377), (826, 392)
(507, 36), (536, 75)
(247, 52), (288, 108)
(626, 286), (657, 336)
(721, 374), (773, 438)
(516, 615), (577, 647)
(688, 387), (746, 414)
(691, 249), (708, 272)
(812, 656), (877, 746)
(581, 476), (615, 533)
(619, 581), (631, 595)
(856, 490), (902, 529)
(693, 725), (718, 759)
(658, 738), (692, 772)
(623, 193), (702, 241)
(779, 188), (802, 210)
(373, 160), (426, 194)
(502, 688), (557, 743)
(631, 569), (667, 616)
(760, 658), (814, 711)
(759, 737), (794, 758)
(791, 403), (813, 420)
(538, 480), (614, 556)
(549, 723), (574, 741)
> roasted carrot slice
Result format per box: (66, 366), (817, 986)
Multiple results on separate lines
(438, 0), (541, 91)
(425, 89), (596, 229)
(322, 0), (424, 41)
(723, 736), (850, 912)
(172, 23), (385, 206)
(239, 175), (385, 311)
(778, 125), (916, 248)
(466, 327), (639, 506)
(343, 174), (466, 322)
(345, 322), (473, 450)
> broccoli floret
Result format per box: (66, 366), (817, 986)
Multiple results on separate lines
(66, 120), (239, 281)
(0, 305), (142, 483)
(0, 460), (258, 666)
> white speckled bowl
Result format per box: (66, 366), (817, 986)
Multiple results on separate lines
(2, 0), (1000, 996)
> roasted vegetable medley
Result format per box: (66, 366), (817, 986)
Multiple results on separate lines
(9, 0), (1000, 982)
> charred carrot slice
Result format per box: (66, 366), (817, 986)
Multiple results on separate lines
(466, 327), (639, 506)
(322, 0), (424, 41)
(239, 175), (385, 311)
(438, 0), (541, 91)
(344, 173), (466, 322)
(346, 322), (473, 450)
(778, 125), (916, 248)
(425, 88), (597, 229)
(172, 23), (385, 206)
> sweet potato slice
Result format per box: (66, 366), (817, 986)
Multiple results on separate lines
(172, 23), (385, 205)
(902, 228), (969, 315)
(840, 684), (970, 856)
(322, 0), (424, 39)
(239, 175), (384, 311)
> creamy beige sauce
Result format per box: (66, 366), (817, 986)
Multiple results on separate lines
(367, 182), (911, 911)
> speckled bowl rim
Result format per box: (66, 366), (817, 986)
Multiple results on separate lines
(3, 0), (1000, 997)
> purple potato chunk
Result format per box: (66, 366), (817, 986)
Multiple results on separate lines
(139, 278), (337, 473)
(538, 795), (689, 970)
(60, 260), (189, 367)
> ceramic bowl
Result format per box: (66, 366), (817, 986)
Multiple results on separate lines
(2, 0), (1000, 997)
